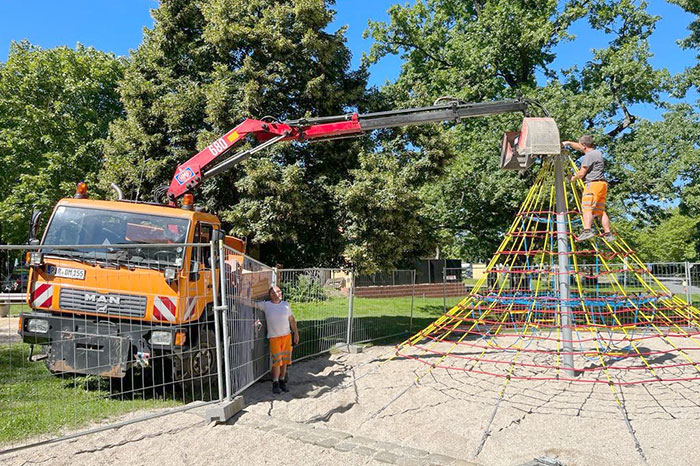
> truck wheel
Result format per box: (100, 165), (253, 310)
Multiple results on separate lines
(190, 329), (216, 379)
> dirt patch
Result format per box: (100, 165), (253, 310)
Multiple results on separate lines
(0, 317), (20, 345)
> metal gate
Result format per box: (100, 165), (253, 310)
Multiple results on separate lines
(215, 242), (274, 399)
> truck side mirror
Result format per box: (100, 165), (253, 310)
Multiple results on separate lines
(212, 228), (225, 242)
(29, 210), (42, 243)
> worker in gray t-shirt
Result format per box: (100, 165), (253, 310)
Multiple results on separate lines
(561, 135), (615, 243)
(579, 149), (605, 183)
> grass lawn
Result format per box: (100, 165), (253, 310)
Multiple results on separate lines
(291, 295), (454, 321)
(9, 303), (29, 317)
(0, 343), (178, 445)
(288, 295), (452, 357)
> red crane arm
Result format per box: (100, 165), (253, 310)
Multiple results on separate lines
(166, 114), (362, 202)
(166, 99), (529, 203)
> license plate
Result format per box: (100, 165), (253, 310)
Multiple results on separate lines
(47, 266), (86, 280)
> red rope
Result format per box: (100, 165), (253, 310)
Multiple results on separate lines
(395, 350), (700, 385)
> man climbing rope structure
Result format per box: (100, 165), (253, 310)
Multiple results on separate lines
(562, 135), (615, 242)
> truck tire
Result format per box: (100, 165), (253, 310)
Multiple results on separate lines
(189, 328), (216, 380)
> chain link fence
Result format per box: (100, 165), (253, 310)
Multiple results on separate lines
(691, 263), (700, 306)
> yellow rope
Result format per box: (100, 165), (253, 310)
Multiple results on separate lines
(388, 154), (700, 391)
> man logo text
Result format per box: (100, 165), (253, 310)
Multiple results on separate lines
(84, 294), (120, 305)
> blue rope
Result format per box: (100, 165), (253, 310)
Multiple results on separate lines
(476, 293), (665, 310)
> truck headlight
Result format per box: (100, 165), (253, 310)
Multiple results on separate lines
(27, 318), (49, 334)
(164, 267), (176, 280)
(151, 330), (172, 346)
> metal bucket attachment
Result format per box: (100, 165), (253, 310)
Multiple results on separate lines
(500, 131), (525, 170)
(500, 117), (560, 171)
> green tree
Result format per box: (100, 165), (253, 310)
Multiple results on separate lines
(363, 0), (578, 260)
(336, 149), (434, 271)
(616, 209), (699, 261)
(668, 0), (700, 91)
(0, 41), (125, 243)
(364, 0), (696, 262)
(101, 0), (367, 267)
(666, 0), (700, 219)
(606, 105), (700, 220)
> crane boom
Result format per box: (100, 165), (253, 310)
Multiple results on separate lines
(166, 99), (529, 203)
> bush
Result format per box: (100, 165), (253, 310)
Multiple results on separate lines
(282, 274), (328, 302)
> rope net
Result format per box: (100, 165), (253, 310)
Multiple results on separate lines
(397, 158), (700, 391)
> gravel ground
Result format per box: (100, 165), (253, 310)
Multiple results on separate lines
(0, 316), (20, 345)
(4, 341), (700, 466)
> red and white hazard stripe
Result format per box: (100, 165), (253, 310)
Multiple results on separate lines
(182, 297), (197, 321)
(152, 296), (177, 322)
(31, 283), (53, 308)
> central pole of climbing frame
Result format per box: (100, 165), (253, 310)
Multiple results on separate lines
(554, 155), (575, 377)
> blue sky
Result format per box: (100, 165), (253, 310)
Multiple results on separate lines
(0, 0), (697, 119)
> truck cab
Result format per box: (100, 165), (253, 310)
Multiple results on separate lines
(20, 196), (246, 382)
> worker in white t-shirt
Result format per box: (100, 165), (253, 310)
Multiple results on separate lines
(260, 286), (300, 394)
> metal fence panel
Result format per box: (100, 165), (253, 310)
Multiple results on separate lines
(277, 268), (349, 361)
(352, 269), (415, 343)
(1, 243), (222, 451)
(443, 266), (471, 311)
(220, 244), (273, 398)
(688, 262), (699, 306)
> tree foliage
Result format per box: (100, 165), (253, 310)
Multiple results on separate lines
(3, 0), (699, 267)
(669, 0), (700, 91)
(0, 41), (125, 243)
(616, 209), (699, 262)
(336, 149), (433, 271)
(364, 0), (700, 262)
(101, 0), (368, 267)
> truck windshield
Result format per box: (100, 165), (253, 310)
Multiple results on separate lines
(42, 206), (189, 266)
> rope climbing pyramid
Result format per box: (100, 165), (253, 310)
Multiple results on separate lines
(397, 157), (700, 389)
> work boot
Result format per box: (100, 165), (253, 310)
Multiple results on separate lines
(272, 381), (281, 394)
(279, 379), (289, 392)
(576, 229), (595, 241)
(603, 232), (616, 242)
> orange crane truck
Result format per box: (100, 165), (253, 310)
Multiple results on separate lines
(19, 98), (537, 383)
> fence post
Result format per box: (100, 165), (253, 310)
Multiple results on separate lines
(685, 261), (692, 305)
(442, 259), (447, 314)
(209, 239), (224, 401)
(410, 269), (416, 332)
(692, 263), (698, 306)
(218, 239), (233, 402)
(346, 269), (355, 346)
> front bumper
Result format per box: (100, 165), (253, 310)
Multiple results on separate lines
(20, 312), (185, 378)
